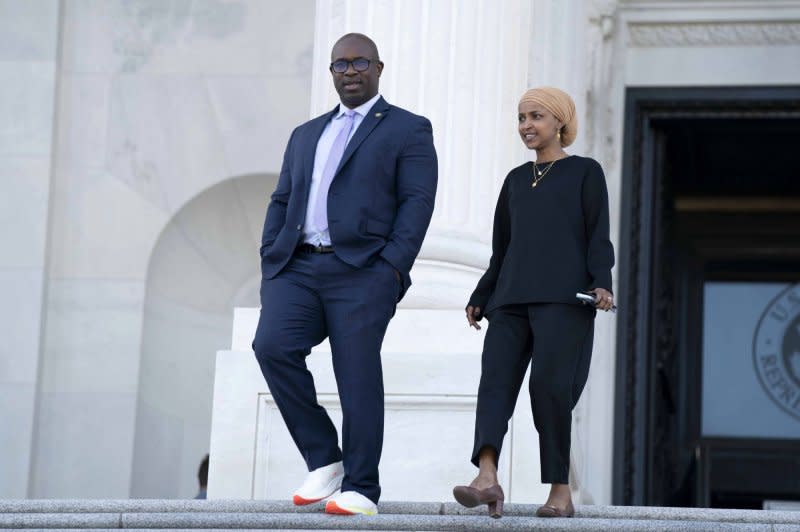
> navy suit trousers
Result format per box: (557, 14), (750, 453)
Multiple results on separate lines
(252, 250), (400, 504)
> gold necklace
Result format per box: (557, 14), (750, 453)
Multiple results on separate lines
(531, 159), (557, 188)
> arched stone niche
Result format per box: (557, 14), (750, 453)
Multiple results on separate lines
(130, 173), (277, 498)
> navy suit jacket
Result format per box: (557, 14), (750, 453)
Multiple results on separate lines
(259, 97), (438, 301)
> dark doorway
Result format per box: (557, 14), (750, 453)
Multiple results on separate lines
(613, 87), (800, 508)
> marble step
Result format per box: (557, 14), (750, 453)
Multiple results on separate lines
(0, 500), (798, 531)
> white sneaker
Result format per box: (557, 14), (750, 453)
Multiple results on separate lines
(325, 490), (378, 516)
(292, 461), (344, 505)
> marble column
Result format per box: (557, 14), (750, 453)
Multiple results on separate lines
(311, 0), (532, 274)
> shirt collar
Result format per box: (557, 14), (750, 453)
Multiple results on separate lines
(336, 93), (381, 119)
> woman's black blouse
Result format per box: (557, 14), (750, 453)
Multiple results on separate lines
(468, 155), (615, 317)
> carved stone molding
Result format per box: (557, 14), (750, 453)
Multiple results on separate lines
(629, 21), (800, 47)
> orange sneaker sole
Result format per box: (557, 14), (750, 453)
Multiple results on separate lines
(325, 501), (356, 515)
(293, 494), (323, 506)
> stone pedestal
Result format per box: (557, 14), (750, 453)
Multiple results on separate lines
(208, 307), (551, 503)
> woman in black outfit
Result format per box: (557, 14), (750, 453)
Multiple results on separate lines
(452, 87), (615, 519)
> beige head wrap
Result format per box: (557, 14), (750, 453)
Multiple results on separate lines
(518, 87), (577, 147)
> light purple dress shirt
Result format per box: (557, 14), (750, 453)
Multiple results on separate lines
(303, 93), (382, 246)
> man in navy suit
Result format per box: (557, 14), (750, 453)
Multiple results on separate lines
(252, 33), (437, 515)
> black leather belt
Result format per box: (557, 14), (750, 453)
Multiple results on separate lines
(297, 243), (335, 254)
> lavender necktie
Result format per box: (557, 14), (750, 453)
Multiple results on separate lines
(313, 110), (356, 232)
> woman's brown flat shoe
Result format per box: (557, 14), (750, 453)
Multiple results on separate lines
(535, 501), (575, 518)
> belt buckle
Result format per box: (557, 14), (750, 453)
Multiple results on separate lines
(316, 243), (324, 253)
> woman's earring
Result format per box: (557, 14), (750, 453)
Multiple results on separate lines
(557, 129), (562, 142)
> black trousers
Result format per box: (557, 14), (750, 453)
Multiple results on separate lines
(471, 303), (595, 484)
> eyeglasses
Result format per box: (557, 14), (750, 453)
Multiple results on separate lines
(330, 57), (374, 73)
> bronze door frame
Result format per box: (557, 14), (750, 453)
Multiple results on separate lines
(613, 86), (800, 506)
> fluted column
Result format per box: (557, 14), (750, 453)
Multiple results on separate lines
(309, 0), (615, 506)
(528, 0), (590, 154)
(310, 0), (532, 263)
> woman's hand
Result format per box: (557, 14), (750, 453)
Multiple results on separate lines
(466, 305), (482, 330)
(589, 288), (614, 311)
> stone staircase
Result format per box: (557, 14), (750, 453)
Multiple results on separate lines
(1, 500), (799, 531)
